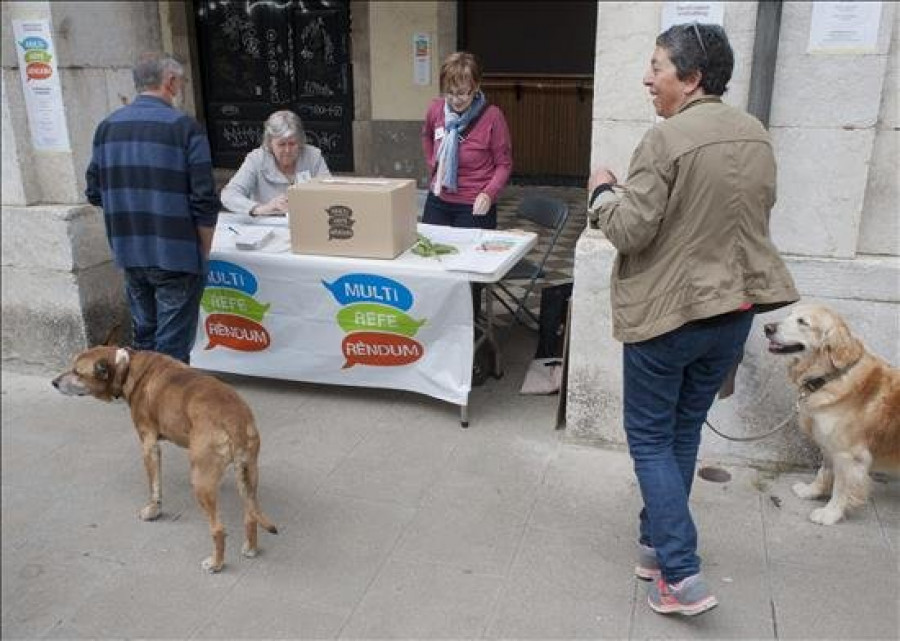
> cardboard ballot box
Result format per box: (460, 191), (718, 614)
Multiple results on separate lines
(287, 178), (418, 259)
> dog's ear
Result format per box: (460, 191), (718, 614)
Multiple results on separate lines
(824, 320), (862, 370)
(110, 348), (131, 398)
(101, 324), (122, 347)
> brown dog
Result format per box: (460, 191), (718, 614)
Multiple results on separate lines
(52, 346), (277, 571)
(765, 304), (900, 524)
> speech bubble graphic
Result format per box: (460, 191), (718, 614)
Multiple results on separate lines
(202, 288), (270, 322)
(18, 36), (48, 50)
(328, 226), (354, 240)
(341, 332), (424, 368)
(336, 303), (426, 337)
(204, 314), (270, 351)
(206, 260), (258, 295)
(24, 50), (51, 64)
(321, 274), (412, 311)
(25, 62), (52, 81)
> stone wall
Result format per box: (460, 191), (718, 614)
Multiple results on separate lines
(1, 1), (163, 368)
(567, 1), (900, 467)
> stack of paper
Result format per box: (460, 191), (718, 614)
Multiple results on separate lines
(231, 226), (274, 250)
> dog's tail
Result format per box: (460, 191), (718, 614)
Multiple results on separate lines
(251, 505), (279, 535)
(251, 500), (279, 535)
(235, 455), (279, 535)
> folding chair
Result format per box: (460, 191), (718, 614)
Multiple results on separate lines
(493, 193), (570, 333)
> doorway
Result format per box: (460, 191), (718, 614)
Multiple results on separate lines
(459, 1), (597, 186)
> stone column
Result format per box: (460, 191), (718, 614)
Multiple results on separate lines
(1, 1), (162, 368)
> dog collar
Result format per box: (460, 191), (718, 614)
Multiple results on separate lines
(799, 357), (861, 398)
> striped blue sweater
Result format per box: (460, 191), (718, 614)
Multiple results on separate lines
(85, 95), (220, 274)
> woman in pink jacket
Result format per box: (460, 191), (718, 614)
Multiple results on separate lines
(421, 51), (512, 229)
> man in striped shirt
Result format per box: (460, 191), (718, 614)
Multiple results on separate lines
(86, 52), (220, 363)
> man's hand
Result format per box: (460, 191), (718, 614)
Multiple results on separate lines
(197, 225), (215, 260)
(254, 194), (289, 216)
(472, 192), (492, 217)
(588, 167), (618, 192)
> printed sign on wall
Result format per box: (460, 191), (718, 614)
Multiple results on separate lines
(661, 2), (724, 30)
(12, 19), (71, 152)
(413, 32), (431, 86)
(808, 2), (882, 54)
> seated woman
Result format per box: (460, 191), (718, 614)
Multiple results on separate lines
(221, 110), (331, 217)
(421, 51), (512, 229)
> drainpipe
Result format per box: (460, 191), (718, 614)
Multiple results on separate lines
(747, 0), (783, 128)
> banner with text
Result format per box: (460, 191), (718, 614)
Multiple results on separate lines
(191, 252), (473, 405)
(12, 19), (71, 152)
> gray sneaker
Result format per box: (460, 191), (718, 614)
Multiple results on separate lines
(648, 574), (718, 616)
(635, 543), (661, 581)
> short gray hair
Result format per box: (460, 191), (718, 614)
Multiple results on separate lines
(133, 52), (183, 93)
(262, 110), (306, 150)
(656, 24), (733, 96)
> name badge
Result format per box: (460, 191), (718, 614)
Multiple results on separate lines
(296, 170), (312, 183)
(434, 127), (445, 141)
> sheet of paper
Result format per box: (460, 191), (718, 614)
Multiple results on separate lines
(225, 224), (274, 250)
(412, 225), (535, 274)
(660, 2), (724, 30)
(12, 19), (71, 151)
(808, 1), (882, 54)
(413, 32), (431, 86)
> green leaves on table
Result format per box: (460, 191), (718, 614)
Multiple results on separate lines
(411, 233), (458, 258)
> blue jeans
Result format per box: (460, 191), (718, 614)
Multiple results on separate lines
(623, 312), (753, 583)
(422, 192), (497, 229)
(124, 267), (205, 364)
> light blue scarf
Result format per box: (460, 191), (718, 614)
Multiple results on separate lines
(433, 91), (487, 194)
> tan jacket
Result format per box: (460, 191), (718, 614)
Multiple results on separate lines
(591, 97), (798, 343)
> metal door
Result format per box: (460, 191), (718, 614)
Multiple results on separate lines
(194, 0), (353, 171)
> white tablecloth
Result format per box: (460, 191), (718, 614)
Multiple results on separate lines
(191, 216), (536, 406)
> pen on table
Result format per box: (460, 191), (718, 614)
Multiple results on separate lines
(227, 226), (241, 235)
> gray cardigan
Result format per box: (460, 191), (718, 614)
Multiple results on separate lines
(220, 145), (331, 215)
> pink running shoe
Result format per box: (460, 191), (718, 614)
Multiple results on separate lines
(648, 574), (718, 616)
(635, 543), (661, 581)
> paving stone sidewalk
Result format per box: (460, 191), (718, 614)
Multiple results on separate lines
(2, 331), (898, 639)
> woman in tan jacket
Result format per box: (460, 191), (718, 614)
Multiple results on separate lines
(587, 23), (798, 616)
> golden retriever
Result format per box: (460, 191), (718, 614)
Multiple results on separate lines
(764, 304), (900, 524)
(52, 346), (277, 571)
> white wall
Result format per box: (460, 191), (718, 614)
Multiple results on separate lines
(858, 8), (900, 257)
(768, 1), (895, 259)
(1, 1), (158, 367)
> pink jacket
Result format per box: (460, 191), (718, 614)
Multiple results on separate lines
(421, 98), (512, 205)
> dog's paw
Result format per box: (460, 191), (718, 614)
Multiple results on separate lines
(201, 557), (224, 573)
(810, 506), (843, 525)
(139, 503), (161, 521)
(241, 542), (258, 558)
(792, 482), (823, 500)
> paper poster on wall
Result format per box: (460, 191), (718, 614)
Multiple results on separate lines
(661, 1), (724, 30)
(12, 19), (71, 152)
(413, 32), (431, 86)
(808, 2), (882, 54)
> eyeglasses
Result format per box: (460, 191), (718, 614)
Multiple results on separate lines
(691, 22), (708, 63)
(445, 89), (474, 100)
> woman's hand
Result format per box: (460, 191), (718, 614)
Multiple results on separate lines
(473, 192), (492, 217)
(253, 194), (289, 216)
